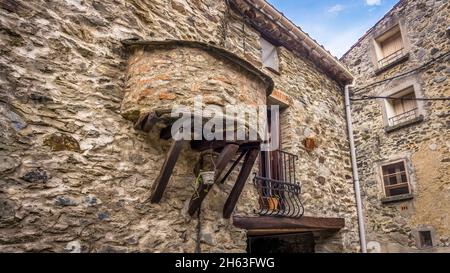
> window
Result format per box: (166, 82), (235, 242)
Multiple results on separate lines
(374, 25), (405, 68)
(381, 161), (411, 197)
(419, 231), (433, 248)
(385, 86), (419, 127)
(261, 37), (279, 72)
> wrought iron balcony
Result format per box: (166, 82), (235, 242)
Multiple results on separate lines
(389, 108), (419, 127)
(254, 150), (304, 218)
(253, 176), (304, 218)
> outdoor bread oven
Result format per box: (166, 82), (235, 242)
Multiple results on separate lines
(120, 39), (274, 219)
(121, 39), (273, 140)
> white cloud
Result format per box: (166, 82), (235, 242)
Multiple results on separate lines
(328, 4), (345, 14)
(366, 0), (381, 6)
(321, 24), (371, 57)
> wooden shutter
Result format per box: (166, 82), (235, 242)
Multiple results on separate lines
(393, 99), (405, 116)
(261, 37), (279, 72)
(381, 32), (403, 57)
(402, 93), (417, 112)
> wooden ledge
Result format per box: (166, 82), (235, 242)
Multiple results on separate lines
(233, 216), (345, 236)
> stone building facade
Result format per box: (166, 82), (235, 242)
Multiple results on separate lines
(0, 0), (360, 253)
(342, 0), (450, 253)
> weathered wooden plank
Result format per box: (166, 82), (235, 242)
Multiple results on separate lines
(142, 113), (159, 132)
(191, 140), (260, 152)
(159, 125), (173, 140)
(247, 228), (324, 236)
(134, 113), (149, 130)
(150, 138), (184, 203)
(219, 150), (247, 184)
(134, 112), (159, 132)
(188, 144), (240, 215)
(232, 216), (345, 231)
(223, 148), (259, 219)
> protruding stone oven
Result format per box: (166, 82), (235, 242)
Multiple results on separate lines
(119, 40), (275, 219)
(121, 40), (274, 136)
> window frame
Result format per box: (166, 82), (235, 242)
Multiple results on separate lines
(370, 20), (411, 73)
(414, 226), (437, 250)
(374, 25), (405, 67)
(418, 231), (434, 249)
(377, 78), (426, 132)
(380, 159), (412, 198)
(385, 87), (419, 127)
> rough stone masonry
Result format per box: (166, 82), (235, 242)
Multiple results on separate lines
(0, 0), (359, 252)
(342, 0), (449, 253)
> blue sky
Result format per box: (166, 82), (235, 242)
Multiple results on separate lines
(267, 0), (399, 57)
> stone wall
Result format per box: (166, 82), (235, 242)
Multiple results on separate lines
(341, 0), (450, 252)
(0, 0), (359, 252)
(121, 41), (271, 136)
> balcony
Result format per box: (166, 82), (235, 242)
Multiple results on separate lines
(254, 150), (304, 218)
(375, 48), (409, 75)
(385, 108), (424, 133)
(389, 108), (419, 127)
(232, 149), (346, 236)
(254, 176), (304, 218)
(378, 48), (405, 67)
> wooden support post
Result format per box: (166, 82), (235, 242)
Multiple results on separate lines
(160, 125), (173, 140)
(219, 150), (247, 184)
(134, 112), (159, 132)
(150, 138), (184, 203)
(191, 140), (260, 152)
(188, 144), (239, 216)
(223, 148), (259, 219)
(142, 113), (159, 132)
(134, 113), (149, 130)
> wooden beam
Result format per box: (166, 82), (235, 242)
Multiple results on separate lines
(159, 125), (173, 140)
(134, 113), (149, 130)
(134, 112), (159, 132)
(142, 113), (159, 132)
(232, 216), (345, 231)
(150, 138), (184, 203)
(191, 140), (260, 152)
(223, 148), (259, 219)
(219, 150), (247, 184)
(247, 228), (328, 236)
(214, 144), (240, 179)
(188, 144), (240, 216)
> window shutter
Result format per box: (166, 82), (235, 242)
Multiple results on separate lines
(403, 93), (417, 112)
(393, 99), (404, 115)
(381, 32), (403, 57)
(261, 37), (279, 72)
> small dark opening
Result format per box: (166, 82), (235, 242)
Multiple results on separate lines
(419, 231), (433, 248)
(247, 233), (315, 254)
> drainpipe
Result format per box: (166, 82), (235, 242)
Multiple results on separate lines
(345, 82), (367, 253)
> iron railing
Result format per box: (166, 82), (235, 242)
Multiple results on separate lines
(378, 48), (404, 67)
(260, 150), (298, 184)
(389, 108), (419, 126)
(253, 176), (304, 218)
